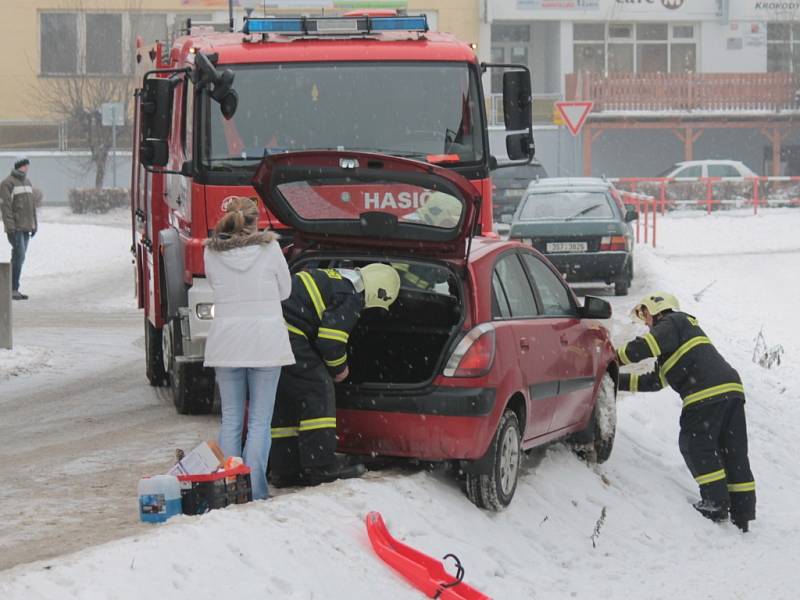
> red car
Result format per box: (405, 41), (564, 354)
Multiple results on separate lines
(254, 151), (618, 510)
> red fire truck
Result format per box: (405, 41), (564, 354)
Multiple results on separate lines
(132, 13), (534, 414)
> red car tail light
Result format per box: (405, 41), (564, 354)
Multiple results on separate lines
(599, 235), (627, 251)
(443, 324), (496, 377)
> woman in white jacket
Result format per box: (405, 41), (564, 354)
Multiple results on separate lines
(203, 197), (294, 500)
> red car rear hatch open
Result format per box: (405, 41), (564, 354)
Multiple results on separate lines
(252, 150), (481, 260)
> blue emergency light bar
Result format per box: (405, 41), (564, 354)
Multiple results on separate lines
(243, 15), (428, 36)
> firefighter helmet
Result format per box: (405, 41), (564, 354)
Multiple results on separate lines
(359, 263), (401, 311)
(417, 192), (462, 227)
(633, 292), (680, 320)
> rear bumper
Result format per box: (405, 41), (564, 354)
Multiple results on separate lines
(336, 386), (497, 460)
(545, 251), (630, 283)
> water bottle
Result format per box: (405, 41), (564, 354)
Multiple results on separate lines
(138, 475), (182, 523)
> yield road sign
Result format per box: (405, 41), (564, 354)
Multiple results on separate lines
(555, 101), (593, 136)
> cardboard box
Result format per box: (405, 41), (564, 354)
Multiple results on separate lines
(168, 440), (224, 477)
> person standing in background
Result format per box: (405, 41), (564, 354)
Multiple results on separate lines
(0, 156), (38, 300)
(203, 197), (294, 500)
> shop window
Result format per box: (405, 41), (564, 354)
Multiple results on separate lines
(575, 44), (605, 73)
(573, 22), (696, 75)
(671, 44), (696, 73)
(637, 23), (668, 41)
(767, 22), (800, 72)
(609, 44), (634, 72)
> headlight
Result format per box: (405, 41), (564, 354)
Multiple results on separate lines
(196, 303), (215, 320)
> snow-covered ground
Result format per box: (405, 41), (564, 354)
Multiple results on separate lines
(1, 207), (799, 599)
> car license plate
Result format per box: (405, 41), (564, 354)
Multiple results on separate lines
(546, 241), (587, 253)
(504, 189), (524, 198)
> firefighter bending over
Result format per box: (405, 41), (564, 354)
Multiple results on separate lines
(393, 192), (462, 292)
(269, 263), (401, 487)
(616, 292), (756, 532)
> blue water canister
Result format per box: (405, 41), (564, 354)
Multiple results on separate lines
(138, 475), (182, 523)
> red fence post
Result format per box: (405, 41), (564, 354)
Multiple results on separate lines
(753, 177), (760, 215)
(644, 199), (649, 245)
(651, 199), (657, 248)
(659, 180), (667, 214)
(706, 178), (713, 214)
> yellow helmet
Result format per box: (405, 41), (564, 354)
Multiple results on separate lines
(633, 292), (680, 320)
(417, 192), (462, 227)
(359, 263), (401, 311)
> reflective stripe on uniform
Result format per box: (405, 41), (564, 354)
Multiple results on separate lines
(299, 417), (336, 432)
(630, 373), (639, 393)
(661, 336), (712, 380)
(271, 426), (299, 439)
(728, 481), (756, 493)
(285, 322), (306, 338)
(318, 327), (349, 343)
(617, 345), (631, 365)
(298, 271), (326, 319)
(643, 332), (661, 358)
(682, 382), (745, 409)
(695, 468), (726, 486)
(324, 354), (348, 368)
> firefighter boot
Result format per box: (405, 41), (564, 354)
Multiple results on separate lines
(693, 499), (730, 523)
(731, 516), (750, 533)
(304, 455), (366, 486)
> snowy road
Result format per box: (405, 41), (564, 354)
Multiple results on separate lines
(1, 208), (799, 600)
(0, 209), (218, 570)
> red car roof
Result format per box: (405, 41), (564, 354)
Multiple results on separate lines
(172, 31), (477, 65)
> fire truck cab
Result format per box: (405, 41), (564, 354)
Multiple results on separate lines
(131, 13), (534, 414)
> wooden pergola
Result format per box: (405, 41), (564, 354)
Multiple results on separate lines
(565, 72), (800, 177)
(582, 116), (797, 177)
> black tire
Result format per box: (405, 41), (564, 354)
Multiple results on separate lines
(145, 318), (167, 387)
(570, 373), (616, 464)
(614, 261), (633, 296)
(164, 318), (214, 415)
(465, 410), (522, 511)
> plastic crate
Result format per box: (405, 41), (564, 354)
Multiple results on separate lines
(177, 464), (252, 515)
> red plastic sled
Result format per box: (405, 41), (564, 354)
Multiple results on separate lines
(365, 511), (491, 600)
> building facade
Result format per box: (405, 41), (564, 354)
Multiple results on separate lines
(0, 0), (479, 199)
(479, 0), (800, 177)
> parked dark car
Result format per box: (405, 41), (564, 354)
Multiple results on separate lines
(508, 178), (637, 296)
(492, 160), (548, 223)
(252, 151), (618, 510)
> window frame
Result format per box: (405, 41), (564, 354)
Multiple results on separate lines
(572, 21), (697, 75)
(40, 11), (168, 77)
(767, 22), (800, 73)
(518, 251), (580, 318)
(490, 251), (541, 321)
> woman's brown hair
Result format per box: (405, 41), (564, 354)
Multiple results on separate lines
(212, 196), (259, 238)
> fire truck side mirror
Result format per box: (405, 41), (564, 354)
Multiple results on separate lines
(506, 133), (534, 161)
(502, 71), (532, 131)
(139, 77), (176, 167)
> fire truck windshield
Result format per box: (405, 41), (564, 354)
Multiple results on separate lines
(200, 61), (485, 171)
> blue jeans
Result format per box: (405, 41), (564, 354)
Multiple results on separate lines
(215, 366), (281, 501)
(6, 231), (30, 291)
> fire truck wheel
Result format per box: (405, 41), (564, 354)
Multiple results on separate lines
(145, 318), (167, 386)
(164, 318), (214, 415)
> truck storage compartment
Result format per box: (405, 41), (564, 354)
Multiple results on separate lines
(346, 284), (462, 386)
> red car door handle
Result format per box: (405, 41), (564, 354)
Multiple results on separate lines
(519, 337), (530, 350)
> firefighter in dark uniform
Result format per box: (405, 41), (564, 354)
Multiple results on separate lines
(269, 263), (401, 487)
(392, 192), (462, 293)
(617, 292), (756, 532)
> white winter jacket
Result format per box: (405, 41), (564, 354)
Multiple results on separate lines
(203, 232), (295, 368)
